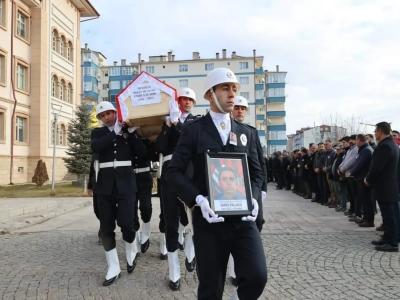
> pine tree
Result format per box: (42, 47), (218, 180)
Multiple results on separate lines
(63, 105), (93, 184)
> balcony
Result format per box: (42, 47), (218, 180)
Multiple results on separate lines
(266, 96), (285, 103)
(267, 111), (286, 117)
(268, 140), (287, 146)
(266, 82), (285, 88)
(268, 125), (286, 131)
(255, 83), (264, 90)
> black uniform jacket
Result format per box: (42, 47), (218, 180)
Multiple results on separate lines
(365, 136), (399, 203)
(166, 113), (264, 209)
(91, 126), (145, 196)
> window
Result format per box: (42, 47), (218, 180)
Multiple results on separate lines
(59, 79), (66, 101)
(179, 64), (188, 72)
(121, 67), (133, 75)
(67, 83), (73, 103)
(239, 76), (249, 85)
(205, 63), (214, 71)
(0, 110), (4, 142)
(0, 0), (5, 28)
(179, 79), (188, 88)
(52, 29), (59, 52)
(16, 9), (29, 41)
(58, 124), (66, 145)
(267, 88), (285, 97)
(51, 75), (58, 97)
(269, 131), (286, 140)
(67, 41), (73, 61)
(0, 50), (5, 86)
(15, 115), (27, 143)
(239, 62), (249, 69)
(267, 73), (286, 83)
(121, 80), (130, 88)
(102, 97), (108, 101)
(109, 81), (120, 90)
(145, 66), (154, 73)
(109, 67), (120, 76)
(60, 36), (66, 57)
(16, 61), (28, 92)
(83, 81), (93, 92)
(102, 83), (108, 90)
(240, 92), (249, 99)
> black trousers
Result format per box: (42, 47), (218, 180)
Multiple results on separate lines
(97, 185), (137, 251)
(161, 176), (189, 252)
(192, 211), (267, 300)
(355, 181), (373, 221)
(346, 179), (357, 213)
(255, 194), (264, 232)
(134, 174), (153, 231)
(316, 173), (325, 203)
(157, 178), (165, 233)
(93, 193), (100, 220)
(378, 200), (400, 246)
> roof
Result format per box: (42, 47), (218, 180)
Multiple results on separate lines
(70, 0), (100, 17)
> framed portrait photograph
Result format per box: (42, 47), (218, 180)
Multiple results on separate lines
(205, 152), (253, 216)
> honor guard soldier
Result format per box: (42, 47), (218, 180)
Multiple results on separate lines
(167, 68), (268, 299)
(156, 87), (199, 290)
(133, 138), (155, 254)
(91, 101), (146, 286)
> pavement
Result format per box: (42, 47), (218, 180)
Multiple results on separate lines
(0, 185), (399, 300)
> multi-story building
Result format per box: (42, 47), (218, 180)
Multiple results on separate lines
(81, 43), (106, 106)
(265, 65), (287, 154)
(0, 0), (99, 184)
(137, 50), (267, 147)
(290, 125), (347, 149)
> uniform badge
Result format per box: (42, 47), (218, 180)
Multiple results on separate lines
(240, 134), (247, 146)
(229, 132), (237, 146)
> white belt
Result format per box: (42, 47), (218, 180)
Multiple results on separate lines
(134, 167), (150, 174)
(99, 160), (132, 169)
(163, 154), (173, 164)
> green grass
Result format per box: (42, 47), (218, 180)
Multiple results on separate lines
(0, 182), (90, 198)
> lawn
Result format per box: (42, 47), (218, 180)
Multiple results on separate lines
(0, 182), (90, 198)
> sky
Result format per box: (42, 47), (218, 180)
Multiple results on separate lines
(81, 0), (400, 134)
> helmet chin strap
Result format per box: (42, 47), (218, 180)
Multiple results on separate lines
(211, 89), (230, 114)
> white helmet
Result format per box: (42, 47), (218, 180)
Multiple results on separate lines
(234, 96), (248, 108)
(203, 68), (240, 99)
(96, 101), (116, 118)
(178, 87), (196, 103)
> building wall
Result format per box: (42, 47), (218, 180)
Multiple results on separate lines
(0, 0), (98, 184)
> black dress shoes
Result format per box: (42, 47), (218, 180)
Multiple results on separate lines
(371, 238), (386, 246)
(375, 244), (399, 252)
(141, 239), (150, 253)
(185, 257), (196, 272)
(127, 256), (137, 274)
(358, 221), (374, 227)
(103, 273), (120, 286)
(376, 224), (384, 231)
(159, 253), (168, 260)
(169, 279), (180, 291)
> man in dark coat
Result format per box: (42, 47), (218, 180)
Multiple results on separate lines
(365, 122), (400, 252)
(167, 68), (267, 300)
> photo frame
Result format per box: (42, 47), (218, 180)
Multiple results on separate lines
(205, 152), (253, 216)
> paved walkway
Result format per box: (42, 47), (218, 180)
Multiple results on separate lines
(0, 185), (399, 299)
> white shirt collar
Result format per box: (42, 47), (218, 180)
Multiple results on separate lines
(179, 112), (189, 123)
(210, 110), (230, 122)
(107, 125), (114, 132)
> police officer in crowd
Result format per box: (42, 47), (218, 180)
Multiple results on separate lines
(133, 138), (155, 253)
(91, 101), (146, 286)
(156, 87), (199, 290)
(167, 68), (267, 300)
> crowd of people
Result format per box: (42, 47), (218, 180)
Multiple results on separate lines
(267, 123), (400, 252)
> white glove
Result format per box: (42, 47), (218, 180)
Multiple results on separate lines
(127, 126), (138, 133)
(261, 191), (267, 204)
(114, 118), (122, 135)
(242, 198), (258, 222)
(164, 116), (172, 128)
(196, 195), (224, 223)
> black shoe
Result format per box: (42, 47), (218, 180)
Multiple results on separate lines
(141, 239), (150, 253)
(159, 253), (167, 260)
(311, 199), (318, 202)
(103, 273), (120, 286)
(178, 243), (184, 251)
(355, 217), (365, 224)
(358, 221), (374, 227)
(376, 224), (384, 232)
(375, 244), (399, 252)
(169, 279), (180, 291)
(344, 210), (353, 216)
(127, 256), (137, 274)
(371, 238), (386, 246)
(185, 257), (196, 272)
(230, 277), (238, 287)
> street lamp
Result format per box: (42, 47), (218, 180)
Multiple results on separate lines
(51, 103), (62, 195)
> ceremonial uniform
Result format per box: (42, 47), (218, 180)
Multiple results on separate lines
(167, 113), (268, 300)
